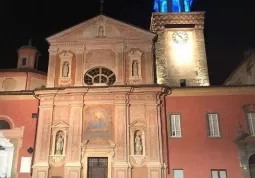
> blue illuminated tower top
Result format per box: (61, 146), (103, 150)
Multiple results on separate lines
(153, 0), (193, 12)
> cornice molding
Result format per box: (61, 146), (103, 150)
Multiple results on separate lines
(170, 86), (255, 96)
(151, 12), (205, 32)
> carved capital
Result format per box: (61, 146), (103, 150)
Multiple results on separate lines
(48, 47), (58, 55)
(115, 44), (126, 52)
(75, 46), (86, 54)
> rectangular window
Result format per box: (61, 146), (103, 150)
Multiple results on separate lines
(170, 114), (182, 137)
(247, 113), (255, 136)
(211, 170), (227, 178)
(207, 113), (221, 137)
(173, 169), (183, 178)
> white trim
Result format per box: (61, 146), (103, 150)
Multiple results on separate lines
(0, 132), (14, 178)
(208, 114), (221, 137)
(170, 114), (182, 138)
(248, 113), (255, 136)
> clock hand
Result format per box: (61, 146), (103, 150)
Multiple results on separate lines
(177, 34), (183, 39)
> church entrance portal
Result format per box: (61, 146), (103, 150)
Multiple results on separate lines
(87, 157), (108, 178)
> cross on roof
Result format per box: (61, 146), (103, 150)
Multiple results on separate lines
(100, 0), (104, 14)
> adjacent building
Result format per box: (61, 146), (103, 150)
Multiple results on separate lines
(0, 42), (46, 178)
(225, 49), (255, 85)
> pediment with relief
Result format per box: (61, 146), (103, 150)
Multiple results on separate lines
(47, 15), (155, 43)
(51, 121), (69, 128)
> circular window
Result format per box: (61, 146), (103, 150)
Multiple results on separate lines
(84, 67), (116, 86)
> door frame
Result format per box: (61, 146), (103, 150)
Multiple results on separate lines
(83, 150), (113, 178)
(87, 157), (108, 178)
(81, 139), (115, 178)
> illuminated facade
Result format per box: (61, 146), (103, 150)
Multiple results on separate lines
(0, 2), (254, 178)
(151, 12), (210, 87)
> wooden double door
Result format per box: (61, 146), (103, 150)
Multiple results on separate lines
(87, 157), (108, 178)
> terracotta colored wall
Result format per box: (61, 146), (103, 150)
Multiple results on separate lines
(163, 95), (255, 178)
(0, 98), (39, 178)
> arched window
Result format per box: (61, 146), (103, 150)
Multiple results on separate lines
(0, 120), (11, 129)
(84, 67), (116, 86)
(22, 58), (27, 66)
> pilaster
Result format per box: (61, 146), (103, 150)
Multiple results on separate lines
(47, 48), (58, 88)
(146, 104), (160, 162)
(113, 96), (129, 178)
(64, 99), (83, 178)
(74, 47), (85, 86)
(32, 95), (54, 178)
(115, 45), (125, 85)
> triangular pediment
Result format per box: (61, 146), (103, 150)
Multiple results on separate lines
(47, 15), (156, 43)
(51, 121), (69, 128)
(130, 120), (146, 127)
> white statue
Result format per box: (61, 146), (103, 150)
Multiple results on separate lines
(132, 60), (139, 77)
(135, 131), (143, 155)
(62, 62), (69, 77)
(55, 133), (64, 155)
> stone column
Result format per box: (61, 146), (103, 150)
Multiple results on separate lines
(115, 45), (125, 85)
(64, 98), (83, 178)
(146, 102), (163, 178)
(74, 48), (85, 86)
(32, 95), (54, 178)
(47, 47), (58, 88)
(113, 94), (129, 178)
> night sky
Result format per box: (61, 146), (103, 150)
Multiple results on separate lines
(1, 0), (255, 85)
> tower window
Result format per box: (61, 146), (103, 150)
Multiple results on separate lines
(180, 79), (186, 87)
(22, 58), (27, 66)
(84, 67), (116, 86)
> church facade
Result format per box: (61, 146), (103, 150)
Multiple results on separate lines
(32, 15), (168, 178)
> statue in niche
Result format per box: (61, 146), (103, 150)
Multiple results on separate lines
(98, 26), (104, 37)
(55, 131), (64, 155)
(132, 60), (139, 77)
(134, 131), (143, 155)
(62, 61), (69, 77)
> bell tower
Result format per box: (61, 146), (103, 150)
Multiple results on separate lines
(17, 39), (40, 70)
(151, 0), (210, 87)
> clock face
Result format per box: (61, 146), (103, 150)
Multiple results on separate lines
(172, 31), (189, 44)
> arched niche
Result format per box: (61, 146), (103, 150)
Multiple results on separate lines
(50, 121), (69, 165)
(128, 50), (143, 84)
(58, 51), (74, 86)
(130, 121), (147, 166)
